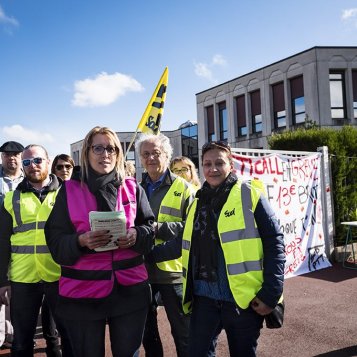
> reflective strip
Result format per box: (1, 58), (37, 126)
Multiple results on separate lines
(11, 245), (34, 254)
(221, 228), (260, 243)
(11, 245), (50, 254)
(36, 245), (50, 253)
(227, 260), (263, 275)
(160, 206), (181, 218)
(12, 190), (22, 227)
(182, 267), (187, 278)
(220, 183), (259, 243)
(182, 240), (190, 251)
(241, 183), (256, 233)
(13, 221), (46, 233)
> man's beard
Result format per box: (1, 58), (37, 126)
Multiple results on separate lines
(27, 169), (48, 184)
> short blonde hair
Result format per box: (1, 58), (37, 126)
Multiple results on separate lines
(170, 156), (201, 188)
(80, 126), (124, 181)
(124, 160), (136, 177)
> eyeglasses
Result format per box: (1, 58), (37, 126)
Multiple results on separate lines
(202, 141), (231, 155)
(22, 157), (44, 167)
(91, 145), (118, 156)
(141, 151), (162, 159)
(172, 167), (190, 175)
(55, 164), (73, 171)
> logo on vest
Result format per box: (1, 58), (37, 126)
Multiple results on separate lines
(174, 191), (182, 197)
(224, 208), (235, 217)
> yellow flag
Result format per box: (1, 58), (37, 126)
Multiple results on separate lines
(136, 67), (168, 134)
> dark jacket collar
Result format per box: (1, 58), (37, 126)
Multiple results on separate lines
(17, 173), (61, 193)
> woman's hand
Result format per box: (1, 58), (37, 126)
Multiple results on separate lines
(78, 230), (112, 250)
(250, 297), (274, 316)
(117, 227), (137, 249)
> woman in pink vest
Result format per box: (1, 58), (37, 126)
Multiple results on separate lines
(45, 126), (155, 357)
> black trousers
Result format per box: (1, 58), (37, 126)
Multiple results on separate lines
(61, 306), (148, 357)
(10, 281), (73, 357)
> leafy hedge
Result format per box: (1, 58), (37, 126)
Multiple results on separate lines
(268, 125), (357, 246)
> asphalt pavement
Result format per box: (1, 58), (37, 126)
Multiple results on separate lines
(0, 262), (356, 357)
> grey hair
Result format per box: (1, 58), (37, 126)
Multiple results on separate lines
(135, 133), (173, 165)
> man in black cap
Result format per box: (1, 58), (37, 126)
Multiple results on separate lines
(0, 141), (25, 204)
(0, 141), (24, 349)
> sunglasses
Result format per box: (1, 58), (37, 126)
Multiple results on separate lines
(22, 157), (44, 167)
(202, 141), (231, 155)
(91, 145), (118, 156)
(55, 164), (73, 171)
(172, 167), (190, 175)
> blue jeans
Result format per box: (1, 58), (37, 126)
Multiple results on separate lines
(10, 281), (73, 357)
(189, 295), (264, 357)
(62, 306), (148, 357)
(143, 283), (190, 357)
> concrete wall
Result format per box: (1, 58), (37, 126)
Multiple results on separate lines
(196, 46), (357, 156)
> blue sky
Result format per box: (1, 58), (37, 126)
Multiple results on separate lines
(1, 0), (357, 158)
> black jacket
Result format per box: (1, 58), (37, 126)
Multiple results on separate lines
(151, 180), (285, 308)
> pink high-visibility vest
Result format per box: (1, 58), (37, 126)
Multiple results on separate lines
(59, 177), (148, 299)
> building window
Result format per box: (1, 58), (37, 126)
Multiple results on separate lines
(353, 70), (357, 119)
(181, 124), (198, 168)
(206, 105), (216, 141)
(72, 150), (79, 165)
(272, 82), (286, 128)
(329, 70), (346, 119)
(125, 142), (135, 161)
(290, 76), (305, 125)
(218, 102), (228, 141)
(235, 95), (247, 136)
(250, 90), (262, 133)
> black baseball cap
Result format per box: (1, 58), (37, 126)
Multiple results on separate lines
(0, 141), (24, 153)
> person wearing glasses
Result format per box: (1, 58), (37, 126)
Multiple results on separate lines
(149, 141), (285, 356)
(170, 156), (201, 189)
(45, 126), (155, 357)
(37, 153), (75, 355)
(0, 141), (24, 350)
(0, 144), (72, 356)
(51, 154), (74, 181)
(135, 133), (196, 357)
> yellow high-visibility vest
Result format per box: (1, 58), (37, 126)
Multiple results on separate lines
(4, 190), (60, 283)
(182, 180), (264, 313)
(156, 177), (195, 272)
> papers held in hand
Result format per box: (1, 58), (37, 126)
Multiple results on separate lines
(89, 211), (126, 252)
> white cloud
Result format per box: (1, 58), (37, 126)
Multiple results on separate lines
(194, 54), (227, 83)
(72, 72), (144, 107)
(0, 124), (77, 162)
(0, 5), (19, 31)
(1, 124), (54, 144)
(341, 8), (357, 27)
(212, 54), (227, 66)
(194, 62), (214, 82)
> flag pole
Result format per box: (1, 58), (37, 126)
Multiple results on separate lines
(124, 67), (168, 159)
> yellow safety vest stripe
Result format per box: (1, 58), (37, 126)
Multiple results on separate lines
(156, 177), (194, 272)
(5, 189), (60, 283)
(182, 180), (265, 313)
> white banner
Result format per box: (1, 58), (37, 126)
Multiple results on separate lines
(232, 152), (331, 278)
